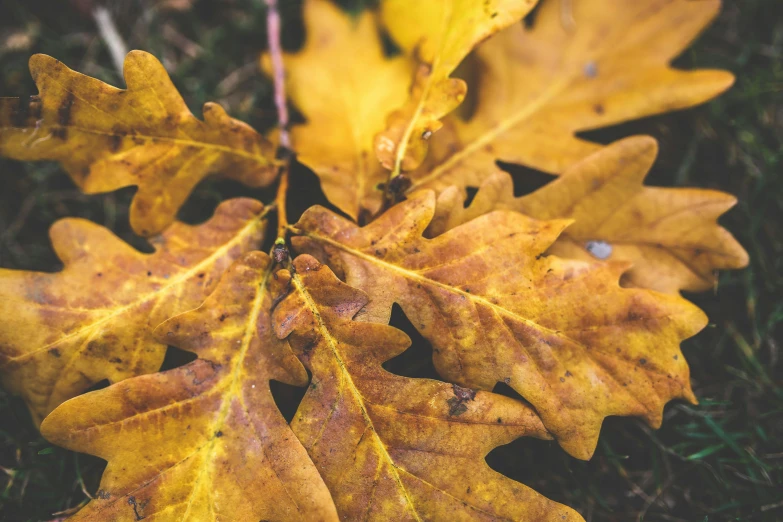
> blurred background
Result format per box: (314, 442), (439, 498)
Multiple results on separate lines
(0, 0), (781, 520)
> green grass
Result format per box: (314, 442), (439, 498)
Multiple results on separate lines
(1, 0), (781, 521)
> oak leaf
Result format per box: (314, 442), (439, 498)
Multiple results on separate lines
(429, 136), (750, 293)
(41, 252), (338, 521)
(291, 192), (707, 459)
(374, 0), (538, 175)
(405, 0), (734, 197)
(0, 198), (266, 425)
(0, 51), (278, 236)
(273, 0), (413, 220)
(272, 255), (582, 520)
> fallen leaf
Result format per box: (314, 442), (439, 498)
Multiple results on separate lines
(292, 192), (707, 459)
(406, 0), (734, 197)
(0, 51), (278, 236)
(430, 136), (749, 293)
(273, 0), (413, 220)
(0, 198), (266, 424)
(375, 0), (538, 175)
(273, 254), (583, 520)
(41, 252), (338, 521)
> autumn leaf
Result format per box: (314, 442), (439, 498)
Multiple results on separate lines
(0, 198), (266, 425)
(429, 136), (749, 294)
(374, 0), (538, 175)
(0, 51), (278, 236)
(272, 255), (583, 520)
(41, 252), (339, 521)
(291, 192), (707, 459)
(272, 0), (413, 221)
(405, 0), (734, 197)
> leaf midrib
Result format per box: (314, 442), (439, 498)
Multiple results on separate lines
(291, 271), (423, 522)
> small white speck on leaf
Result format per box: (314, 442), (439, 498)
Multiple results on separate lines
(584, 61), (598, 78)
(586, 240), (613, 260)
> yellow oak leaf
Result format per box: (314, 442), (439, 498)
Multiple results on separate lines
(41, 252), (338, 521)
(0, 198), (266, 425)
(375, 0), (538, 175)
(0, 51), (278, 236)
(406, 0), (734, 197)
(430, 136), (749, 294)
(273, 255), (583, 520)
(291, 192), (707, 459)
(273, 0), (413, 221)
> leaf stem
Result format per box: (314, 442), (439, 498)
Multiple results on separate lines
(265, 0), (290, 150)
(275, 167), (289, 240)
(265, 0), (292, 242)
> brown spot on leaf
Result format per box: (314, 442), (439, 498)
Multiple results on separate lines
(447, 384), (476, 416)
(58, 92), (75, 127)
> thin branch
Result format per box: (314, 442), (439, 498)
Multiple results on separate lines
(92, 6), (128, 77)
(265, 0), (293, 246)
(265, 0), (290, 150)
(274, 167), (289, 240)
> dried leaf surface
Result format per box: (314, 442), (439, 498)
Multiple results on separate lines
(430, 137), (749, 293)
(274, 255), (582, 520)
(0, 51), (278, 236)
(406, 0), (734, 196)
(0, 199), (266, 424)
(292, 193), (707, 458)
(276, 0), (413, 220)
(41, 252), (338, 521)
(375, 0), (537, 174)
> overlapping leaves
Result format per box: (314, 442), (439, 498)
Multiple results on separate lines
(42, 253), (338, 521)
(42, 254), (581, 521)
(292, 192), (707, 458)
(430, 137), (749, 293)
(0, 0), (751, 519)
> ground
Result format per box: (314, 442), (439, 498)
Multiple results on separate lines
(0, 0), (781, 521)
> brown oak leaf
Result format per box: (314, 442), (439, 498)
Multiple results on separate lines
(0, 198), (266, 424)
(429, 136), (749, 293)
(375, 0), (538, 175)
(273, 254), (582, 520)
(41, 252), (338, 521)
(291, 192), (707, 459)
(405, 0), (734, 198)
(0, 51), (278, 236)
(270, 0), (413, 221)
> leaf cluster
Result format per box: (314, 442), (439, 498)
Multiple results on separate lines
(0, 0), (751, 519)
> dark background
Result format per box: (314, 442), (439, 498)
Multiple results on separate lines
(0, 0), (781, 520)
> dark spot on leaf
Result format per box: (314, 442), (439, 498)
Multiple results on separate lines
(109, 134), (122, 152)
(448, 384), (476, 416)
(58, 92), (75, 126)
(48, 348), (61, 358)
(127, 496), (145, 520)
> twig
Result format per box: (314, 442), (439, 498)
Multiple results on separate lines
(274, 167), (289, 240)
(265, 0), (290, 150)
(265, 0), (292, 246)
(92, 6), (128, 78)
